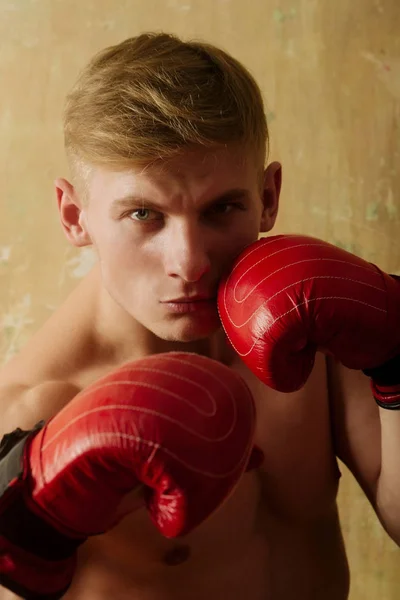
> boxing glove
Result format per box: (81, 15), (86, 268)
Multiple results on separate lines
(218, 234), (400, 400)
(0, 351), (257, 599)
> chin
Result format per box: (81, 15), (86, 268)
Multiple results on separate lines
(155, 317), (222, 343)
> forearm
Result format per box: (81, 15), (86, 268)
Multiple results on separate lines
(375, 408), (400, 545)
(370, 392), (400, 545)
(355, 348), (400, 545)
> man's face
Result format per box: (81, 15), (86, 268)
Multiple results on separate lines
(79, 145), (277, 342)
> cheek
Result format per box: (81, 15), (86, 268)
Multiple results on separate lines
(209, 227), (259, 277)
(90, 219), (135, 258)
(228, 215), (260, 250)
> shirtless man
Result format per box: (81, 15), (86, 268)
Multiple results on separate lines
(0, 32), (399, 600)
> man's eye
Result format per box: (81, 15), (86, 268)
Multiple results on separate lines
(208, 202), (243, 216)
(128, 208), (162, 222)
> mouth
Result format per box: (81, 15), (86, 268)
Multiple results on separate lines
(163, 295), (215, 303)
(161, 296), (217, 314)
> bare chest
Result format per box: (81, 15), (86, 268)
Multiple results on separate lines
(240, 352), (341, 521)
(60, 354), (347, 600)
(69, 352), (340, 565)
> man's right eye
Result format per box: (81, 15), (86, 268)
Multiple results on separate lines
(128, 208), (162, 222)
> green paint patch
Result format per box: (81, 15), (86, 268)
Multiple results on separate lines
(273, 8), (297, 23)
(2, 326), (15, 341)
(334, 240), (356, 253)
(273, 9), (285, 23)
(365, 202), (379, 221)
(385, 190), (398, 219)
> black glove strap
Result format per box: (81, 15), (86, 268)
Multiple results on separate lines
(0, 423), (85, 560)
(363, 353), (400, 387)
(0, 421), (44, 496)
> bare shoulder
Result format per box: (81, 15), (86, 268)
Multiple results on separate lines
(0, 269), (103, 433)
(0, 267), (100, 390)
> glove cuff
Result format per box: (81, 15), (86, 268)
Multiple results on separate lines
(0, 424), (85, 599)
(363, 353), (400, 410)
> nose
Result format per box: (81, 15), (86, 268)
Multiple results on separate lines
(163, 221), (211, 282)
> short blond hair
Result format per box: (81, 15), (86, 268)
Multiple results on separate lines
(64, 32), (269, 179)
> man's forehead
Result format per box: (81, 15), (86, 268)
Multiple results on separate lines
(142, 145), (256, 179)
(89, 146), (260, 197)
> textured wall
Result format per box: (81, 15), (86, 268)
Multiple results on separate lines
(0, 1), (399, 597)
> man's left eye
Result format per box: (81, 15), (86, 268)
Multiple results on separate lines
(209, 202), (242, 215)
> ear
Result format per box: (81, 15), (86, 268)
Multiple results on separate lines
(260, 161), (282, 233)
(55, 178), (92, 247)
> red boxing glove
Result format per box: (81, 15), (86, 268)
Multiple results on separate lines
(218, 234), (400, 395)
(0, 352), (257, 599)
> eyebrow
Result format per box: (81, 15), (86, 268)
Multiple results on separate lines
(110, 188), (251, 216)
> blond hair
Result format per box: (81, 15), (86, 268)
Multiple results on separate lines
(64, 32), (269, 181)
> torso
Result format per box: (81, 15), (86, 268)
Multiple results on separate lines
(63, 354), (349, 600)
(1, 269), (350, 600)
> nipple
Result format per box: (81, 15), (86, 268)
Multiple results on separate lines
(163, 544), (191, 566)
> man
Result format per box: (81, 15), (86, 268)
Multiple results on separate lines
(0, 32), (399, 599)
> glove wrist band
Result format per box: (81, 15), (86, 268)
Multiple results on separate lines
(363, 352), (400, 410)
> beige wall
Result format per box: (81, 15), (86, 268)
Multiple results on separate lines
(0, 1), (399, 597)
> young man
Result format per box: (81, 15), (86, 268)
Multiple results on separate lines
(0, 32), (399, 600)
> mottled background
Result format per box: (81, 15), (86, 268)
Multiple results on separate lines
(0, 1), (399, 597)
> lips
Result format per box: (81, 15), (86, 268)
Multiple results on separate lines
(162, 295), (215, 303)
(160, 295), (217, 315)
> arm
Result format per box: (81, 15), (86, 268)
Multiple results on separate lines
(0, 381), (81, 600)
(328, 356), (400, 546)
(217, 233), (400, 547)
